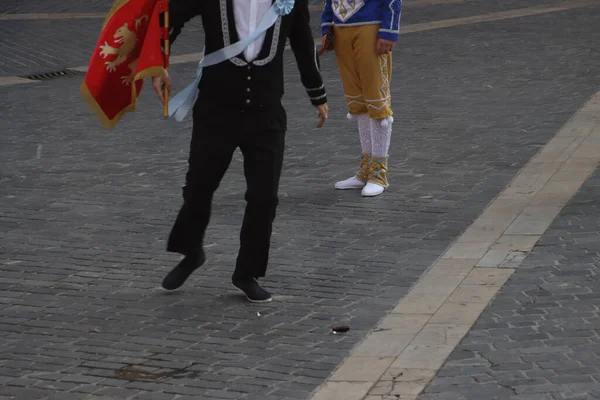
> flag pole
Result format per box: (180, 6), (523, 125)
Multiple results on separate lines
(163, 6), (170, 118)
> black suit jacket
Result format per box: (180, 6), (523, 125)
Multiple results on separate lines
(169, 0), (327, 114)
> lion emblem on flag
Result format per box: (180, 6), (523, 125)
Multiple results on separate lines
(99, 16), (148, 84)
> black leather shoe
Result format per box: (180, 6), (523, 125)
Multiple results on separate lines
(162, 252), (206, 290)
(232, 278), (272, 303)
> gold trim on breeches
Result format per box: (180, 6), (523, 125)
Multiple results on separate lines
(334, 24), (393, 119)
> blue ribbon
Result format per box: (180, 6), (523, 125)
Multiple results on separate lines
(169, 0), (295, 121)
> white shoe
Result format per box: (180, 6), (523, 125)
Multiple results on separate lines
(361, 182), (385, 197)
(335, 176), (366, 190)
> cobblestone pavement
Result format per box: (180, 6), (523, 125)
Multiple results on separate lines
(419, 169), (600, 400)
(1, 1), (600, 399)
(0, 0), (591, 77)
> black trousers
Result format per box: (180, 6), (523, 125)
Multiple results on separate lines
(167, 99), (286, 280)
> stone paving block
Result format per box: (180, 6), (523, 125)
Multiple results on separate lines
(428, 302), (489, 325)
(460, 268), (514, 287)
(476, 249), (513, 267)
(329, 356), (395, 382)
(371, 368), (436, 396)
(442, 242), (493, 259)
(505, 209), (562, 235)
(572, 137), (600, 158)
(408, 274), (466, 297)
(556, 112), (600, 138)
(497, 172), (554, 202)
(425, 258), (479, 277)
(309, 382), (373, 400)
(446, 285), (501, 304)
(376, 314), (431, 336)
(534, 136), (583, 162)
(531, 180), (586, 207)
(410, 324), (471, 347)
(392, 292), (452, 315)
(391, 345), (456, 370)
(353, 333), (415, 357)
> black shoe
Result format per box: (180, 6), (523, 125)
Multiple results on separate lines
(232, 278), (272, 303)
(161, 252), (206, 290)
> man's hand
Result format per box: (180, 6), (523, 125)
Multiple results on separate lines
(152, 74), (172, 104)
(376, 38), (394, 55)
(316, 103), (328, 128)
(319, 35), (333, 55)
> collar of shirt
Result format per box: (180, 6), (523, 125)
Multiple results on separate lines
(233, 0), (273, 63)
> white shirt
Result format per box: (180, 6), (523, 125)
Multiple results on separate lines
(233, 0), (272, 62)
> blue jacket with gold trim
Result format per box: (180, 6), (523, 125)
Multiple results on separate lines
(321, 0), (401, 41)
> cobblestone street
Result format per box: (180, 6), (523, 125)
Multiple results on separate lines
(1, 0), (599, 399)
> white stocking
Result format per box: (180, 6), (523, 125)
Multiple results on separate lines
(371, 117), (393, 157)
(353, 114), (371, 154)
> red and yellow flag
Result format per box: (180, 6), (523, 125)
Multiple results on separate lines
(81, 0), (169, 128)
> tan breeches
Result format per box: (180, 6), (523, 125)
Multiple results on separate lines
(333, 24), (393, 119)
